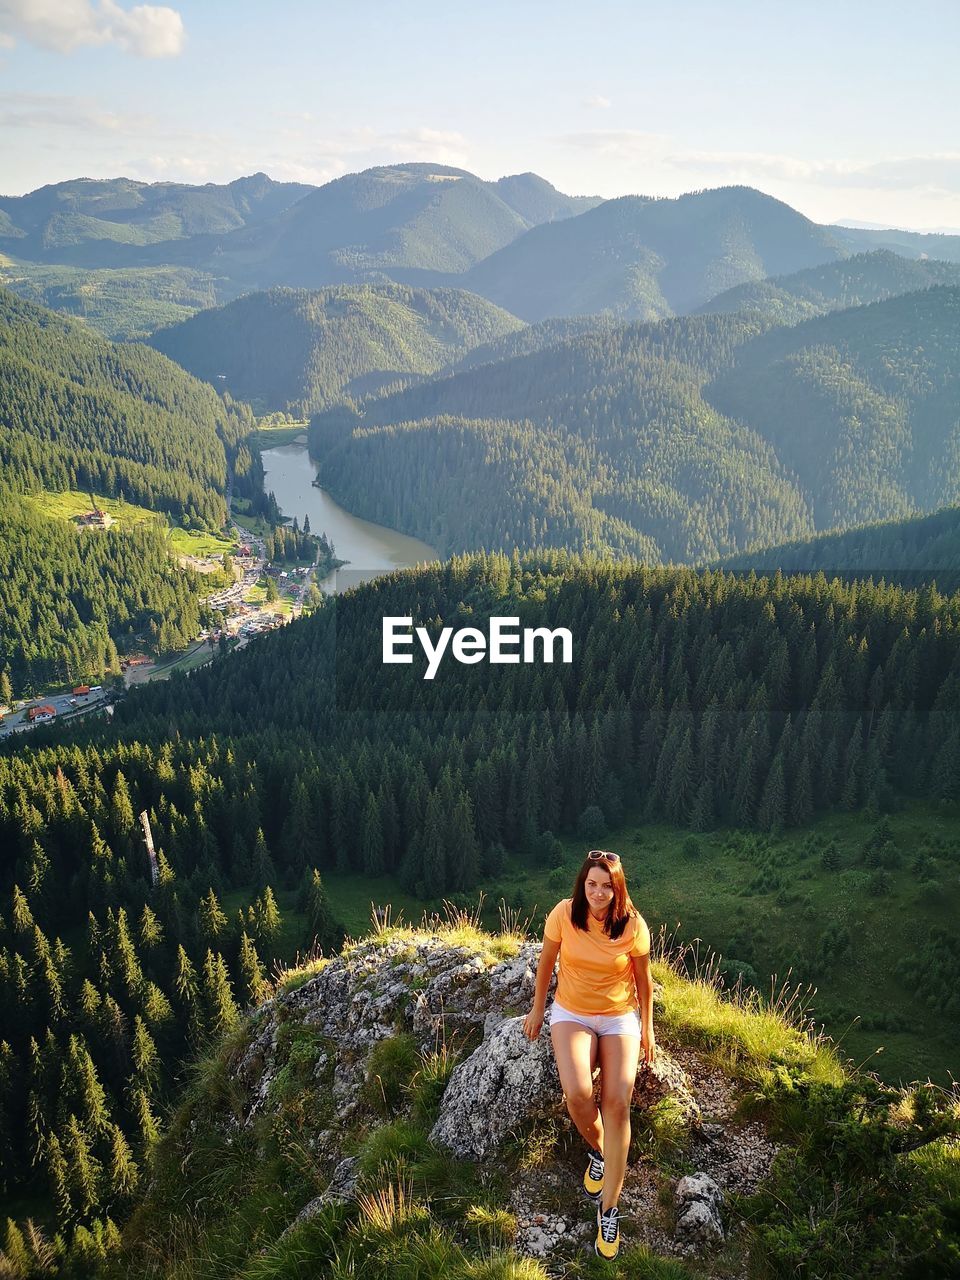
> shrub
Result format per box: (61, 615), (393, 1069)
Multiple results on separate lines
(576, 805), (606, 841)
(362, 1034), (420, 1116)
(681, 836), (702, 860)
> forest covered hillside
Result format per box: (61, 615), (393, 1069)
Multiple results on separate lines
(80, 918), (959, 1280)
(147, 284), (525, 415)
(697, 249), (960, 324)
(204, 164), (602, 291)
(718, 504), (960, 585)
(0, 172), (313, 260)
(708, 285), (960, 530)
(304, 288), (960, 563)
(0, 288), (259, 693)
(461, 186), (846, 321)
(308, 312), (811, 562)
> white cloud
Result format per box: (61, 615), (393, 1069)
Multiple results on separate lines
(557, 132), (960, 199)
(0, 0), (184, 57)
(583, 95), (611, 110)
(0, 89), (141, 131)
(665, 147), (960, 195)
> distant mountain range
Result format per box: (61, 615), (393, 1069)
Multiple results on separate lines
(8, 164), (960, 342)
(0, 172), (311, 258)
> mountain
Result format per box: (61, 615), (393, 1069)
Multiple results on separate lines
(707, 285), (960, 530)
(211, 163), (602, 290)
(493, 170), (602, 223)
(0, 172), (313, 261)
(0, 173), (314, 335)
(309, 312), (812, 561)
(0, 259), (221, 341)
(832, 222), (960, 262)
(461, 185), (846, 321)
(0, 286), (256, 691)
(99, 917), (960, 1280)
(717, 504), (960, 584)
(698, 249), (960, 324)
(0, 287), (252, 524)
(445, 314), (615, 373)
(308, 287), (960, 564)
(147, 284), (525, 414)
(4, 554), (959, 1274)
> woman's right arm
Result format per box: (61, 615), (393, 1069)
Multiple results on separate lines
(522, 936), (560, 1039)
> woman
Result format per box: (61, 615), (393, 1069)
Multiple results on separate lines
(522, 850), (655, 1262)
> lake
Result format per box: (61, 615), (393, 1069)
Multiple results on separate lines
(260, 440), (439, 593)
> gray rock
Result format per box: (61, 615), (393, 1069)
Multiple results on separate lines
(515, 1211), (575, 1258)
(430, 1015), (560, 1158)
(674, 1172), (724, 1250)
(322, 1155), (359, 1204)
(628, 1044), (698, 1122)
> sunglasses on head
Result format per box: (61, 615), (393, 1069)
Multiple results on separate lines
(587, 850), (620, 866)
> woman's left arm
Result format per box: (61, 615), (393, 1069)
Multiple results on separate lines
(631, 952), (656, 1065)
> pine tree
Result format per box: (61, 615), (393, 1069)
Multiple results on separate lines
(130, 1016), (159, 1090)
(239, 932), (269, 1006)
(252, 828), (278, 891)
(45, 1132), (72, 1225)
(198, 888), (228, 942)
(64, 1114), (101, 1218)
(11, 886), (33, 934)
(757, 755), (787, 834)
(361, 793), (385, 876)
(201, 950), (240, 1039)
(254, 887), (282, 940)
(139, 905), (163, 951)
(302, 868), (339, 953)
(129, 1086), (160, 1151)
(107, 1122), (139, 1200)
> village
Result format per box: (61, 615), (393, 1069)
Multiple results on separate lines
(0, 520), (327, 739)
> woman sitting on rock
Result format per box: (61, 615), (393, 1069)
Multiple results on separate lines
(523, 850), (655, 1262)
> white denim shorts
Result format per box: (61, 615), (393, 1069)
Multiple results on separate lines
(549, 998), (642, 1039)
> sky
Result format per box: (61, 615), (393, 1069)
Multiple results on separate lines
(2, 0), (960, 231)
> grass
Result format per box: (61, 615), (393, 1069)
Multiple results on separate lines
(168, 526), (237, 558)
(250, 419), (310, 448)
(102, 878), (960, 1280)
(24, 487), (158, 527)
(23, 486), (236, 564)
(652, 955), (844, 1089)
(131, 640), (214, 683)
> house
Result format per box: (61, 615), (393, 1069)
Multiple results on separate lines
(27, 705), (56, 723)
(72, 684), (91, 695)
(76, 508), (110, 529)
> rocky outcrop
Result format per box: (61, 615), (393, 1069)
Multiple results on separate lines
(233, 933), (544, 1127)
(226, 930), (776, 1266)
(674, 1172), (725, 1251)
(431, 1004), (695, 1159)
(430, 1013), (559, 1158)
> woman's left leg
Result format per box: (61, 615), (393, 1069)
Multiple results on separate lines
(597, 1031), (641, 1211)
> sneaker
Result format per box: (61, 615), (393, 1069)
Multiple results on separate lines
(595, 1204), (620, 1260)
(583, 1147), (604, 1201)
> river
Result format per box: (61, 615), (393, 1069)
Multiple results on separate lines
(260, 439), (439, 593)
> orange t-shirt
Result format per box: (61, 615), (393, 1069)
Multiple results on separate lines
(544, 898), (650, 1016)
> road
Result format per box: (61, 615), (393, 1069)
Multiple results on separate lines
(0, 690), (110, 740)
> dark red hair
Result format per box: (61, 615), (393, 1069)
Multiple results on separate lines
(570, 852), (636, 939)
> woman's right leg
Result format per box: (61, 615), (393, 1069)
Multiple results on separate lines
(551, 1021), (602, 1153)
